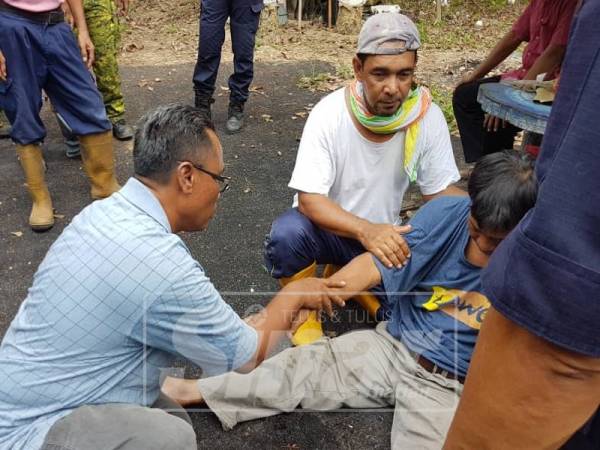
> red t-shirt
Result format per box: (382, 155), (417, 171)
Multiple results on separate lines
(502, 0), (578, 80)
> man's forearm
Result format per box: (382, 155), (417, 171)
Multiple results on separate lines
(240, 291), (303, 371)
(471, 31), (522, 80)
(66, 0), (88, 32)
(523, 45), (566, 80)
(444, 307), (600, 449)
(298, 193), (370, 241)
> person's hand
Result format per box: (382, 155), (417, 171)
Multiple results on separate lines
(61, 1), (74, 28)
(115, 0), (130, 16)
(483, 113), (506, 132)
(0, 50), (6, 81)
(358, 222), (412, 269)
(283, 277), (347, 318)
(456, 72), (477, 89)
(77, 31), (95, 69)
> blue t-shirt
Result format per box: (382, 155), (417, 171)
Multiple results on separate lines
(374, 196), (489, 378)
(0, 179), (258, 450)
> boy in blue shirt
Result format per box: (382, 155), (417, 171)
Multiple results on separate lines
(162, 150), (538, 449)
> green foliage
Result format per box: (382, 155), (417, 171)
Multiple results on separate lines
(335, 64), (354, 80)
(428, 83), (457, 133)
(416, 21), (429, 45)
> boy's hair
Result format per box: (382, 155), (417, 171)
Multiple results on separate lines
(468, 150), (537, 233)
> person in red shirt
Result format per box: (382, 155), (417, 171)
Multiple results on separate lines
(452, 0), (578, 164)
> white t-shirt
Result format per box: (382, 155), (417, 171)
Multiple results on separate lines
(289, 87), (460, 224)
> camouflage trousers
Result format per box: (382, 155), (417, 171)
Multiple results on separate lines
(84, 0), (125, 123)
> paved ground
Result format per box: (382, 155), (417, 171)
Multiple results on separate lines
(0, 61), (467, 449)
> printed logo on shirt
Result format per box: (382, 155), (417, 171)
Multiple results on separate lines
(421, 286), (490, 329)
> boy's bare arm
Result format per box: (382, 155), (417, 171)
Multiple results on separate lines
(327, 253), (383, 299)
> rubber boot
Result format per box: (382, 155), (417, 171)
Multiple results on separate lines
(279, 261), (323, 346)
(79, 131), (121, 199)
(323, 264), (381, 319)
(194, 92), (214, 122)
(16, 144), (54, 231)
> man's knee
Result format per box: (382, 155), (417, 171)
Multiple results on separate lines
(452, 82), (474, 112)
(142, 412), (197, 450)
(264, 209), (315, 278)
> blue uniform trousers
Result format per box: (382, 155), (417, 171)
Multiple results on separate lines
(264, 208), (366, 279)
(193, 0), (262, 104)
(0, 11), (111, 145)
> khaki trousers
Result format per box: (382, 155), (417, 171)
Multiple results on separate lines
(198, 322), (463, 449)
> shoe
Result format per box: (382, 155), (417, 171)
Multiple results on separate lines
(112, 119), (134, 141)
(194, 92), (214, 122)
(65, 138), (81, 159)
(16, 144), (55, 232)
(226, 102), (245, 134)
(54, 113), (81, 158)
(79, 131), (121, 199)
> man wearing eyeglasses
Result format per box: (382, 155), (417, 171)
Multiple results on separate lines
(0, 104), (346, 450)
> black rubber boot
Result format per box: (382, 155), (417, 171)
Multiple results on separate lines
(112, 119), (135, 141)
(226, 102), (245, 134)
(194, 92), (215, 122)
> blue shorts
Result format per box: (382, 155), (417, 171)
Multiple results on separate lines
(0, 11), (111, 145)
(482, 0), (600, 357)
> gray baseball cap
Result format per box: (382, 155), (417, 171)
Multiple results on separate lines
(357, 13), (421, 55)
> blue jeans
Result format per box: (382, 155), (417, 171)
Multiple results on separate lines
(192, 0), (262, 104)
(0, 12), (111, 145)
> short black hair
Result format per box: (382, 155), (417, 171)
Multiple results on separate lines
(468, 150), (537, 233)
(133, 104), (216, 184)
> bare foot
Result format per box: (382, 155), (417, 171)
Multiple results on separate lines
(161, 376), (204, 407)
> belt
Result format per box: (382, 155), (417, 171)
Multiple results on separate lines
(0, 0), (64, 24)
(416, 355), (465, 384)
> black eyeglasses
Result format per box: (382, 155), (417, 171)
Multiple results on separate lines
(178, 160), (230, 193)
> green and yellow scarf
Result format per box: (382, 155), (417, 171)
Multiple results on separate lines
(349, 80), (432, 182)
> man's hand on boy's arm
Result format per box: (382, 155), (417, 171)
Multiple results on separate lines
(290, 253), (383, 333)
(161, 255), (383, 406)
(239, 277), (347, 372)
(298, 192), (412, 269)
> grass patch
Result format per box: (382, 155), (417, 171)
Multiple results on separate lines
(428, 83), (457, 133)
(297, 65), (354, 92)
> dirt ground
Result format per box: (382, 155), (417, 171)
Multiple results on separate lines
(0, 2), (528, 449)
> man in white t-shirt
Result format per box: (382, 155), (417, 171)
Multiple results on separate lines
(264, 13), (462, 344)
